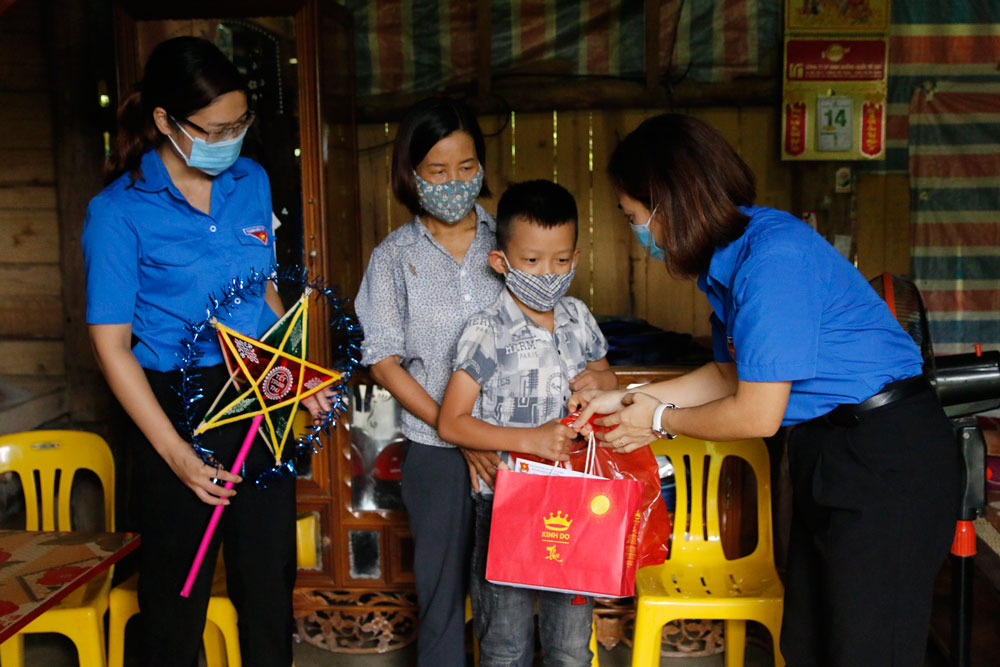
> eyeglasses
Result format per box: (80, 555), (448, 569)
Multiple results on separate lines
(171, 110), (256, 142)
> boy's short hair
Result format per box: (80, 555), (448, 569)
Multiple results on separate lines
(495, 180), (578, 252)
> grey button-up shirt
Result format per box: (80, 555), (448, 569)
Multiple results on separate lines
(355, 205), (503, 447)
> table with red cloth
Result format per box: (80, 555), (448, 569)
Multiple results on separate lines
(0, 529), (140, 643)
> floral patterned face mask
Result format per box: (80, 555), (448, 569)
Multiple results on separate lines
(414, 165), (484, 224)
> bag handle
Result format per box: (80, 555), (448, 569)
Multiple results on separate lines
(583, 431), (597, 476)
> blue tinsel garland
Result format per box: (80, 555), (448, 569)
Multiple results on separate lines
(172, 265), (362, 488)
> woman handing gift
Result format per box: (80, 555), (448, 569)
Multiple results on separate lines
(570, 114), (960, 667)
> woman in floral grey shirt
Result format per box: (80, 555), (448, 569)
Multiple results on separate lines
(354, 97), (502, 666)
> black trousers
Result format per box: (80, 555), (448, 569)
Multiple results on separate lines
(130, 365), (296, 667)
(781, 386), (960, 666)
(401, 442), (474, 666)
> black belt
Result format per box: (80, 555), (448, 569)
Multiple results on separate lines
(824, 375), (931, 427)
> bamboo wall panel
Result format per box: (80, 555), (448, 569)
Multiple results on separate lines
(355, 106), (797, 339)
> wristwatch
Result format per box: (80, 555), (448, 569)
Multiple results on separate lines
(652, 403), (678, 439)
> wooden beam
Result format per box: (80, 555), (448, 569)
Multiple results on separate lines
(47, 0), (116, 418)
(476, 0), (491, 100)
(357, 76), (779, 123)
(644, 0), (660, 93)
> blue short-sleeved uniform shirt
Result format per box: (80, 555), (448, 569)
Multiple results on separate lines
(698, 205), (923, 425)
(82, 149), (278, 372)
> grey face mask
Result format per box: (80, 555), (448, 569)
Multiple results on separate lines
(502, 254), (576, 312)
(414, 166), (484, 223)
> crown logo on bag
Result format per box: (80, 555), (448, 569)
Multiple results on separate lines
(543, 511), (573, 532)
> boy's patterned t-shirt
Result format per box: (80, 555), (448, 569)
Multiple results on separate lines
(453, 289), (608, 490)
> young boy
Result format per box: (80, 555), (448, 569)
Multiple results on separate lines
(438, 179), (619, 665)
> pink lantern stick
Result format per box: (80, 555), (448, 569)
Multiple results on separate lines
(180, 413), (264, 598)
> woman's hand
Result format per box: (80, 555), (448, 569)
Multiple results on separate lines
(568, 388), (628, 435)
(593, 391), (660, 453)
(301, 388), (334, 424)
(460, 448), (508, 492)
(164, 442), (242, 506)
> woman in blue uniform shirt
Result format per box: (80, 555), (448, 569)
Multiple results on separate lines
(571, 113), (960, 666)
(82, 37), (309, 666)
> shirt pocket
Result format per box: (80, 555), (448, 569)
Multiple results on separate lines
(233, 224), (275, 265)
(144, 235), (213, 267)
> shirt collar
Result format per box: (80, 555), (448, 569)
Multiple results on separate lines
(698, 205), (756, 293)
(496, 288), (575, 334)
(391, 203), (495, 247)
(130, 148), (250, 194)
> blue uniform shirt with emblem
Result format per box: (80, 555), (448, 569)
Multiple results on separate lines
(698, 205), (923, 425)
(82, 149), (278, 372)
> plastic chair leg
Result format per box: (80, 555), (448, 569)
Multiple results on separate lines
(724, 619), (746, 667)
(107, 578), (141, 667)
(761, 615), (785, 667)
(589, 616), (599, 666)
(65, 610), (107, 667)
(629, 608), (666, 666)
(203, 620), (227, 667)
(0, 634), (24, 667)
(210, 602), (241, 667)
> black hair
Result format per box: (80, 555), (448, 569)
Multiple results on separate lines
(391, 97), (490, 215)
(107, 36), (248, 184)
(495, 179), (578, 252)
(607, 113), (755, 278)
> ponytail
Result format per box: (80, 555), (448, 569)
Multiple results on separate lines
(105, 86), (159, 185)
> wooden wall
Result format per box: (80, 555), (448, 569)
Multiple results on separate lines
(358, 106), (797, 339)
(357, 106), (911, 340)
(0, 0), (68, 430)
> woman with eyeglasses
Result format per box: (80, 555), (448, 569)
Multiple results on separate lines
(82, 37), (308, 666)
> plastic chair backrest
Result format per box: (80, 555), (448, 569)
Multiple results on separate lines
(0, 430), (115, 532)
(650, 435), (772, 566)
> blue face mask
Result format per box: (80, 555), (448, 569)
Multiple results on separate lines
(630, 205), (665, 261)
(168, 120), (246, 176)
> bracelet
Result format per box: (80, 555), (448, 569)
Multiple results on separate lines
(652, 403), (678, 439)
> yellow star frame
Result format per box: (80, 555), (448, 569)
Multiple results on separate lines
(195, 295), (342, 463)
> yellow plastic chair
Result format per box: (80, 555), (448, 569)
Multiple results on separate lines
(0, 430), (117, 667)
(631, 436), (785, 667)
(107, 513), (318, 667)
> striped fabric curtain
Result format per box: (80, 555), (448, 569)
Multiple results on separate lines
(883, 0), (1000, 173)
(909, 82), (1000, 357)
(340, 0), (780, 98)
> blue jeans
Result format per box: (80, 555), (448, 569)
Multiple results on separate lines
(471, 494), (594, 667)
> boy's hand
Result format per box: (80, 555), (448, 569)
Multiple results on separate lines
(526, 420), (576, 462)
(569, 369), (606, 392)
(460, 448), (508, 492)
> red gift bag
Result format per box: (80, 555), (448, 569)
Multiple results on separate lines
(485, 464), (644, 597)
